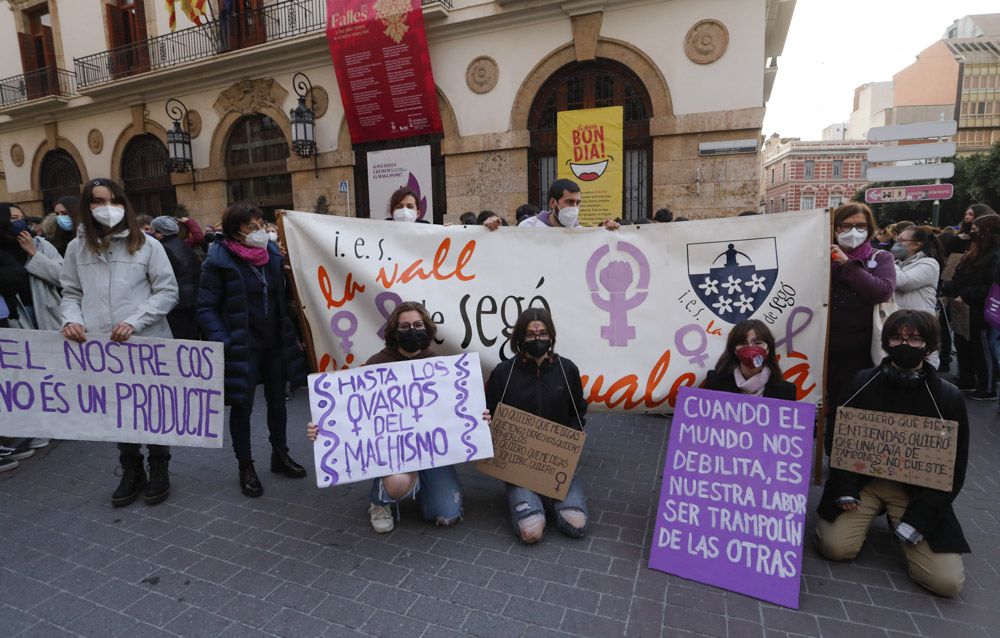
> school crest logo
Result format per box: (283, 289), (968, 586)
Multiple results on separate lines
(687, 238), (779, 323)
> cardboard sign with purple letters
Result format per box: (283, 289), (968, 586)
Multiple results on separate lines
(649, 387), (815, 609)
(308, 353), (493, 487)
(0, 329), (225, 447)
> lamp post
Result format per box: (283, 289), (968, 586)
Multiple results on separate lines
(290, 72), (318, 177)
(165, 98), (196, 190)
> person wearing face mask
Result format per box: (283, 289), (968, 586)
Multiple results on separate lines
(306, 302), (488, 533)
(198, 202), (308, 497)
(41, 196), (78, 257)
(941, 215), (1000, 400)
(827, 203), (896, 445)
(704, 320), (795, 399)
(484, 308), (589, 544)
(891, 226), (943, 368)
(0, 202), (64, 331)
(150, 216), (202, 341)
(385, 187), (430, 224)
(513, 179), (620, 231)
(816, 310), (969, 597)
(60, 178), (179, 507)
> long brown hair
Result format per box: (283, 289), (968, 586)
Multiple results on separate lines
(384, 301), (437, 351)
(714, 319), (783, 382)
(78, 178), (145, 254)
(959, 214), (1000, 268)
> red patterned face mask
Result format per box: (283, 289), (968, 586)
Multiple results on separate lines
(735, 345), (768, 369)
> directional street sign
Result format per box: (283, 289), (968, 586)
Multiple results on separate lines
(867, 141), (956, 163)
(867, 120), (957, 143)
(864, 184), (954, 204)
(866, 163), (954, 182)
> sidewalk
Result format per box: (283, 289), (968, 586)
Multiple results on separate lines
(1, 394), (997, 637)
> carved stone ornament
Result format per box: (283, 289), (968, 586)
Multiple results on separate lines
(684, 19), (729, 65)
(88, 129), (104, 154)
(466, 56), (499, 94)
(309, 86), (329, 119)
(9, 144), (24, 167)
(213, 78), (289, 117)
(186, 110), (203, 138)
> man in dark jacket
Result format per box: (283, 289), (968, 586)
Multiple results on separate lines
(151, 216), (201, 340)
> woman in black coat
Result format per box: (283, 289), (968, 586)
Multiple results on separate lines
(816, 310), (969, 597)
(197, 203), (307, 498)
(704, 319), (796, 400)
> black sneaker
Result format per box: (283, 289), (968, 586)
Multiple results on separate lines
(0, 439), (35, 461)
(0, 457), (19, 473)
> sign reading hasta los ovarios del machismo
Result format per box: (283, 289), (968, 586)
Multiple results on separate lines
(308, 353), (493, 487)
(649, 387), (815, 609)
(0, 329), (224, 447)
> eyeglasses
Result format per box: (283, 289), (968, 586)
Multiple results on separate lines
(398, 321), (426, 332)
(838, 223), (869, 232)
(524, 331), (551, 341)
(887, 335), (925, 348)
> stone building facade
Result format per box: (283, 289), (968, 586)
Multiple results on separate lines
(761, 136), (869, 214)
(0, 0), (795, 224)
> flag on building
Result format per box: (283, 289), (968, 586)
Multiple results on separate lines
(167, 0), (209, 31)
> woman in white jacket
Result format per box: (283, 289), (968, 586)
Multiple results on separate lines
(891, 225), (943, 366)
(60, 178), (179, 507)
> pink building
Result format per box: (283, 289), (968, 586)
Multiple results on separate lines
(761, 136), (871, 213)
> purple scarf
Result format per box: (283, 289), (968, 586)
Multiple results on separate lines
(843, 241), (874, 263)
(223, 239), (269, 266)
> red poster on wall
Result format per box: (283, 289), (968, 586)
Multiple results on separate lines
(326, 0), (443, 144)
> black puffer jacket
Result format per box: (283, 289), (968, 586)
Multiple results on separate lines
(485, 353), (587, 431)
(817, 364), (970, 553)
(197, 241), (306, 406)
(160, 234), (201, 310)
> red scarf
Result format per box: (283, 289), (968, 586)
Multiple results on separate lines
(223, 239), (269, 266)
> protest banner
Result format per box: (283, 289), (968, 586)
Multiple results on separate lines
(557, 107), (624, 226)
(0, 329), (224, 447)
(308, 352), (492, 487)
(831, 407), (957, 492)
(475, 403), (586, 500)
(367, 145), (433, 221)
(649, 387), (816, 609)
(281, 209), (831, 413)
(326, 0), (442, 143)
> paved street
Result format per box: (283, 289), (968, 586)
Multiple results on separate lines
(1, 393), (998, 638)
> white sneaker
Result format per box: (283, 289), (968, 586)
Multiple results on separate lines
(369, 504), (394, 533)
(29, 439), (50, 449)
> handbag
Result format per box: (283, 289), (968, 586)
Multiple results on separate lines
(986, 283), (1000, 331)
(871, 296), (899, 365)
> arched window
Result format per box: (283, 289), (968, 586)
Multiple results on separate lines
(225, 114), (292, 220)
(121, 134), (176, 216)
(528, 59), (652, 221)
(39, 149), (82, 213)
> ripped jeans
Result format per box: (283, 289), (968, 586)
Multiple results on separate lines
(368, 465), (463, 525)
(506, 476), (588, 540)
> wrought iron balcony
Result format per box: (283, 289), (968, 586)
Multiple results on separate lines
(0, 67), (76, 109)
(75, 0), (452, 90)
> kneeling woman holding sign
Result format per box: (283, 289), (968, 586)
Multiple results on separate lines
(485, 308), (588, 544)
(704, 320), (796, 399)
(817, 310), (969, 597)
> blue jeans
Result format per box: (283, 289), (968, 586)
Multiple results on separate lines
(368, 465), (463, 525)
(505, 476), (588, 539)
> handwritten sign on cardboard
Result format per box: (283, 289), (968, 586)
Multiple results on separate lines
(308, 352), (492, 487)
(475, 403), (586, 500)
(831, 406), (957, 492)
(0, 329), (224, 447)
(649, 387), (816, 609)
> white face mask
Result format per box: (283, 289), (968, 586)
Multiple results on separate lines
(267, 231), (279, 243)
(243, 229), (269, 249)
(556, 206), (579, 227)
(91, 205), (125, 228)
(393, 207), (418, 223)
(837, 228), (867, 250)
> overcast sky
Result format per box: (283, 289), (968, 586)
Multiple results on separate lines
(762, 0), (999, 140)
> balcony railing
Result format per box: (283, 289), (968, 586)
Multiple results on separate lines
(0, 67), (76, 108)
(75, 0), (451, 90)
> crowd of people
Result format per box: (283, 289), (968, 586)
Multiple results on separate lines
(1, 176), (997, 598)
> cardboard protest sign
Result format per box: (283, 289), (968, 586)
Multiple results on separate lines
(475, 403), (586, 500)
(649, 387), (815, 609)
(0, 329), (224, 447)
(831, 407), (957, 492)
(941, 253), (962, 282)
(951, 299), (970, 340)
(308, 352), (492, 487)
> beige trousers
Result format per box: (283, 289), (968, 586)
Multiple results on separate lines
(815, 479), (964, 597)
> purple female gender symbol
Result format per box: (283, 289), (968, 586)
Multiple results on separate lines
(330, 310), (358, 354)
(554, 471), (568, 493)
(585, 240), (651, 347)
(674, 324), (709, 367)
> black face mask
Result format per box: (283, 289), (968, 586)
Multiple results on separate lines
(886, 344), (926, 370)
(523, 339), (551, 358)
(398, 328), (430, 353)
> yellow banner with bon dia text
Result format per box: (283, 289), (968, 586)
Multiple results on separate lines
(557, 106), (624, 226)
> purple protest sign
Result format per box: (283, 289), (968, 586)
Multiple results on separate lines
(649, 386), (815, 609)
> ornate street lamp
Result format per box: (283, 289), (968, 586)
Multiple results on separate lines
(290, 72), (318, 175)
(165, 98), (196, 189)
